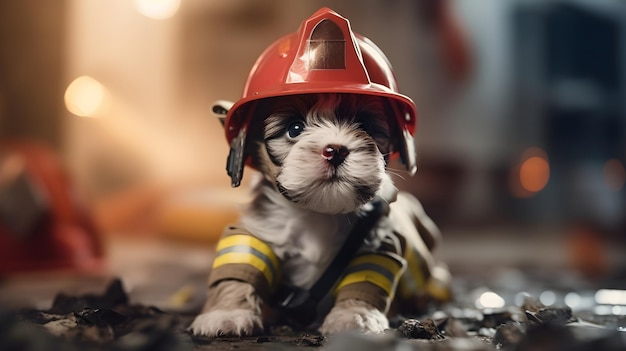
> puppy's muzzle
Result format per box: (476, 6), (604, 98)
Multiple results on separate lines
(322, 144), (350, 168)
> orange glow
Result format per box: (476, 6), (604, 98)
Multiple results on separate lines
(511, 148), (550, 198)
(604, 159), (625, 191)
(520, 156), (550, 193)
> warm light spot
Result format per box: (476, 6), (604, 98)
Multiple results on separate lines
(520, 156), (550, 192)
(595, 289), (626, 305)
(519, 149), (550, 193)
(604, 159), (625, 191)
(510, 148), (550, 198)
(476, 291), (505, 309)
(134, 0), (180, 19)
(64, 76), (106, 117)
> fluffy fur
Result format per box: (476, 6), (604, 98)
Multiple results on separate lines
(259, 94), (389, 214)
(189, 280), (262, 336)
(319, 299), (389, 335)
(190, 93), (420, 336)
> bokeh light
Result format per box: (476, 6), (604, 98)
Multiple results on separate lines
(520, 156), (550, 193)
(595, 289), (626, 305)
(64, 76), (106, 118)
(134, 0), (180, 20)
(539, 290), (556, 306)
(476, 291), (505, 309)
(511, 147), (551, 198)
(564, 292), (581, 309)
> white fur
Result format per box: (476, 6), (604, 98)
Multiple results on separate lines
(239, 175), (396, 336)
(319, 299), (389, 335)
(241, 173), (394, 289)
(275, 119), (385, 214)
(188, 280), (263, 337)
(189, 309), (262, 336)
(266, 94), (388, 215)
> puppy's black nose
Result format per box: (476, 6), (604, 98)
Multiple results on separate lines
(322, 144), (349, 167)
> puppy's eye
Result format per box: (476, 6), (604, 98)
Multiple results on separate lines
(287, 121), (305, 139)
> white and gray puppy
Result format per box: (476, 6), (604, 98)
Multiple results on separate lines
(189, 93), (440, 336)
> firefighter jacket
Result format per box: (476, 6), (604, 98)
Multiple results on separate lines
(207, 193), (435, 316)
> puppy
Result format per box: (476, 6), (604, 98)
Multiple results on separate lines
(189, 93), (446, 336)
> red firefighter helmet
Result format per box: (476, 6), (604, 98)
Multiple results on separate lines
(224, 7), (417, 187)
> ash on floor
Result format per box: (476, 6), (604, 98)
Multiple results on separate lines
(1, 279), (625, 351)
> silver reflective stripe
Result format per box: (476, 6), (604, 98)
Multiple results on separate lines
(216, 245), (278, 278)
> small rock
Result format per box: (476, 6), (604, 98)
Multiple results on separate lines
(295, 334), (325, 347)
(525, 306), (572, 326)
(397, 318), (444, 340)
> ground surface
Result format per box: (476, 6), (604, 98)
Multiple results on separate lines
(1, 228), (625, 350)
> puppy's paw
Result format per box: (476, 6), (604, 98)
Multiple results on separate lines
(319, 299), (389, 335)
(188, 308), (262, 337)
(188, 280), (263, 337)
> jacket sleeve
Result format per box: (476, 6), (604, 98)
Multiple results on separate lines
(208, 226), (281, 300)
(333, 216), (433, 313)
(334, 245), (407, 313)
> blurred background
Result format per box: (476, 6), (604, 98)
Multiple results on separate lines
(1, 0), (625, 315)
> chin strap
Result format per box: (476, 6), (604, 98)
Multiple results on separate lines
(271, 196), (389, 327)
(226, 128), (246, 187)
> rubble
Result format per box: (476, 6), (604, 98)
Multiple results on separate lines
(2, 279), (193, 351)
(397, 318), (444, 340)
(1, 278), (625, 350)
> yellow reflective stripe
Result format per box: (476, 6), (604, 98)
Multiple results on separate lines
(336, 253), (406, 296)
(213, 234), (280, 287)
(348, 254), (404, 276)
(216, 234), (280, 271)
(404, 246), (426, 289)
(212, 252), (274, 286)
(336, 271), (395, 295)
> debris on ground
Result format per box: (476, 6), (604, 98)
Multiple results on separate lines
(1, 278), (626, 350)
(397, 318), (444, 340)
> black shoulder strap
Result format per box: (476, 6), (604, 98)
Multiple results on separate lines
(272, 197), (389, 326)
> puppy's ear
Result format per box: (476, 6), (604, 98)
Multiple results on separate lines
(211, 100), (234, 127)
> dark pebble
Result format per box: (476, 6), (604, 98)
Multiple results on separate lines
(397, 318), (444, 340)
(525, 306), (572, 326)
